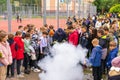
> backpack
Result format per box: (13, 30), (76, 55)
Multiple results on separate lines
(49, 29), (55, 37)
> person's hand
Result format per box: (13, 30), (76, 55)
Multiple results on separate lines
(41, 52), (44, 54)
(9, 62), (12, 65)
(84, 60), (87, 65)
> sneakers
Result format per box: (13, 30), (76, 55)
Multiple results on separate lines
(33, 68), (41, 72)
(24, 70), (30, 74)
(31, 67), (41, 72)
(31, 67), (35, 71)
(21, 72), (24, 75)
(17, 74), (24, 78)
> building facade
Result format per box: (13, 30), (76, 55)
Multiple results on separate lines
(41, 0), (96, 18)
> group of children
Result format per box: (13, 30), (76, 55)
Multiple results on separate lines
(87, 38), (118, 80)
(0, 15), (120, 80)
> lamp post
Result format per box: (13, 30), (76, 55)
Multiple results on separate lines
(78, 0), (81, 18)
(7, 0), (12, 32)
(56, 0), (59, 28)
(88, 0), (92, 18)
(74, 0), (76, 16)
(43, 0), (46, 25)
(67, 0), (69, 18)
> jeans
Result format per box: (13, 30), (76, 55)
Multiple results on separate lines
(23, 53), (30, 70)
(17, 60), (22, 75)
(7, 59), (16, 76)
(92, 66), (101, 80)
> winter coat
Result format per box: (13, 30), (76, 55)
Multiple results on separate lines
(68, 30), (79, 46)
(106, 47), (118, 68)
(0, 42), (12, 66)
(14, 36), (24, 60)
(53, 28), (66, 42)
(89, 45), (102, 67)
(79, 32), (88, 48)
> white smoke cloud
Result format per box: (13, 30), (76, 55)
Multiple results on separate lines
(38, 42), (87, 80)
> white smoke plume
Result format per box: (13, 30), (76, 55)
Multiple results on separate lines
(38, 42), (87, 80)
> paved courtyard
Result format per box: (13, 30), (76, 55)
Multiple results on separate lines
(0, 18), (66, 32)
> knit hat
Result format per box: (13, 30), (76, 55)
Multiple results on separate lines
(109, 56), (120, 77)
(112, 56), (120, 68)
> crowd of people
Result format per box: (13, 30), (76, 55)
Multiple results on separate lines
(0, 15), (120, 80)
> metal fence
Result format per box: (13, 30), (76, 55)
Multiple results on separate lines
(41, 1), (96, 19)
(0, 0), (96, 18)
(0, 4), (41, 18)
(2, 0), (97, 32)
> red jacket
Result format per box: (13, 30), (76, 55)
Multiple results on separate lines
(14, 36), (24, 60)
(9, 41), (17, 59)
(68, 30), (79, 46)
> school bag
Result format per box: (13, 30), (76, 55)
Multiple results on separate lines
(49, 29), (55, 37)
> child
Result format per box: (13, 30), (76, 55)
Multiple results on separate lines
(79, 26), (88, 48)
(39, 31), (48, 60)
(97, 29), (108, 74)
(48, 25), (55, 46)
(28, 45), (41, 72)
(7, 33), (17, 78)
(23, 32), (40, 73)
(106, 41), (118, 71)
(14, 31), (24, 78)
(68, 26), (79, 46)
(108, 56), (120, 80)
(23, 32), (31, 74)
(89, 38), (102, 80)
(0, 31), (12, 80)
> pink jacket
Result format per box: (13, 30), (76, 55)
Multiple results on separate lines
(0, 42), (12, 66)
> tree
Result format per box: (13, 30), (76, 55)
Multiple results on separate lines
(109, 4), (120, 13)
(0, 0), (6, 5)
(0, 0), (7, 12)
(93, 0), (117, 14)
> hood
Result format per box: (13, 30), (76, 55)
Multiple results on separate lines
(95, 45), (102, 51)
(7, 39), (14, 45)
(14, 36), (21, 42)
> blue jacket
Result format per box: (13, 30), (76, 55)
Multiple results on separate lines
(106, 47), (118, 68)
(89, 45), (102, 67)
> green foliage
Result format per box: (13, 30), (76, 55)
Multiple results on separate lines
(0, 0), (6, 12)
(109, 4), (120, 13)
(0, 0), (6, 4)
(0, 0), (6, 5)
(11, 0), (41, 5)
(93, 0), (119, 13)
